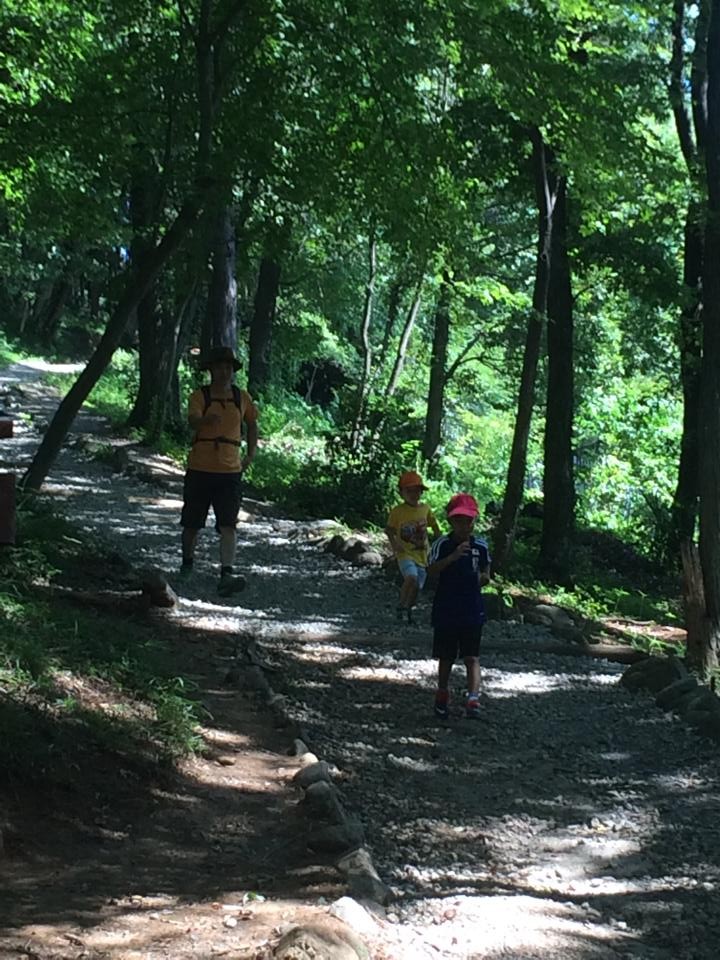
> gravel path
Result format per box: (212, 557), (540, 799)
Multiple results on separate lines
(3, 360), (720, 959)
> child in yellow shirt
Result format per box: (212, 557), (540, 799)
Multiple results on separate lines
(385, 471), (441, 624)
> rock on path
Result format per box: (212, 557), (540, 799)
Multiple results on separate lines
(3, 360), (720, 959)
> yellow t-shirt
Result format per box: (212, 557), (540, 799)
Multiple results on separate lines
(386, 502), (438, 567)
(186, 386), (258, 473)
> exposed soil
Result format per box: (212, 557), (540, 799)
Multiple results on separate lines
(2, 360), (720, 960)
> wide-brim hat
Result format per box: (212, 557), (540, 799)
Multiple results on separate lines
(199, 346), (241, 371)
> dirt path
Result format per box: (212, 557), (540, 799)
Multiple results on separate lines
(2, 362), (720, 960)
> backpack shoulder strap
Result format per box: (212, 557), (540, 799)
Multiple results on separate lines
(231, 385), (244, 414)
(201, 384), (212, 415)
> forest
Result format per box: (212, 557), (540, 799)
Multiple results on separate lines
(2, 0), (720, 666)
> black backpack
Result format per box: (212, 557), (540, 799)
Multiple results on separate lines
(193, 385), (245, 447)
(200, 384), (245, 416)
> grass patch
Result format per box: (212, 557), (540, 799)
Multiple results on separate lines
(0, 331), (21, 367)
(0, 500), (205, 789)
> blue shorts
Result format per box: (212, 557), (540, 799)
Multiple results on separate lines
(398, 558), (427, 590)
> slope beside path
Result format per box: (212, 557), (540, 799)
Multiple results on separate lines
(1, 360), (719, 960)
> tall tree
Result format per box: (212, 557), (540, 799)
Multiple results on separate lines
(422, 277), (451, 463)
(668, 0), (709, 555)
(493, 130), (557, 572)
(697, 0), (720, 671)
(248, 253), (281, 396)
(539, 174), (575, 583)
(203, 204), (238, 351)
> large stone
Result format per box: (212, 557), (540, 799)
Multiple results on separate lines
(307, 820), (365, 854)
(352, 551), (383, 567)
(620, 655), (686, 694)
(323, 535), (346, 556)
(340, 538), (371, 561)
(139, 568), (177, 608)
(294, 760), (331, 789)
(655, 677), (698, 711)
(683, 689), (720, 716)
(335, 848), (393, 906)
(686, 709), (720, 741)
(273, 922), (369, 960)
(303, 780), (345, 824)
(327, 897), (380, 939)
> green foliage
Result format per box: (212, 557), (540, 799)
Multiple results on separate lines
(84, 349), (140, 425)
(0, 331), (21, 366)
(247, 386), (334, 503)
(576, 369), (681, 556)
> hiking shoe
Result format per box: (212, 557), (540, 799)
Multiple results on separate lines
(178, 561), (194, 578)
(465, 696), (481, 719)
(217, 573), (246, 597)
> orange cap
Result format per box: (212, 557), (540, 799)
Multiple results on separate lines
(399, 470), (428, 490)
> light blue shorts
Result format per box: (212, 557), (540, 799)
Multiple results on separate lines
(398, 558), (427, 590)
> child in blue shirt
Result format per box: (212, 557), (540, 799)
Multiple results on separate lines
(427, 493), (491, 720)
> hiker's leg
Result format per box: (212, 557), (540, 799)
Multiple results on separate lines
(463, 656), (480, 697)
(400, 574), (419, 608)
(397, 560), (420, 609)
(181, 528), (199, 564)
(218, 526), (237, 568)
(459, 627), (483, 698)
(437, 657), (453, 692)
(180, 470), (211, 566)
(213, 474), (243, 581)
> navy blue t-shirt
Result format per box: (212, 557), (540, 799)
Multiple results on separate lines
(429, 534), (491, 628)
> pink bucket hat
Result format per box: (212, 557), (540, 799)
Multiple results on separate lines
(446, 493), (479, 518)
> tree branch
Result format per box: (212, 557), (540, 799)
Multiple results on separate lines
(669, 0), (697, 170)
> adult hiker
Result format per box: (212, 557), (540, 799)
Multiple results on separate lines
(179, 346), (258, 596)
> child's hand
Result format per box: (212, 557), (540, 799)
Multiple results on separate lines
(478, 573), (490, 587)
(452, 541), (471, 561)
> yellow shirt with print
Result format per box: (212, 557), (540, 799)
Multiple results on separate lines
(186, 387), (258, 473)
(387, 502), (438, 567)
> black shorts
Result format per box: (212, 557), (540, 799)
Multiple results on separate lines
(432, 625), (483, 661)
(180, 470), (243, 530)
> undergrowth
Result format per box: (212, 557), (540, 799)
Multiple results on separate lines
(0, 500), (205, 789)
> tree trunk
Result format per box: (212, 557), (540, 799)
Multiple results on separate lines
(377, 275), (404, 372)
(386, 275), (423, 397)
(668, 1), (708, 559)
(350, 232), (377, 451)
(205, 205), (237, 349)
(669, 207), (703, 555)
(697, 0), (720, 670)
(681, 540), (712, 673)
(248, 255), (281, 396)
(422, 278), (451, 464)
(493, 128), (557, 572)
(538, 176), (575, 584)
(126, 159), (163, 430)
(168, 281), (201, 432)
(39, 276), (72, 346)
